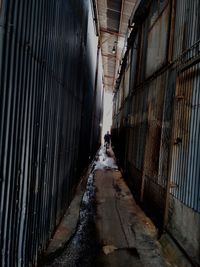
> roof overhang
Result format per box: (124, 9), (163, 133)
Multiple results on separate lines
(96, 0), (137, 93)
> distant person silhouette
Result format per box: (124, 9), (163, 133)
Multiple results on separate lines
(104, 131), (111, 148)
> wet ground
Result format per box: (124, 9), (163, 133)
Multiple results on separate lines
(43, 172), (99, 267)
(42, 148), (118, 267)
(42, 147), (171, 267)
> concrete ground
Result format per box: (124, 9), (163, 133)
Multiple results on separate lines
(40, 147), (190, 267)
(93, 148), (169, 267)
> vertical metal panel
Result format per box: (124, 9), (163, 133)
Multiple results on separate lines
(124, 71), (168, 222)
(170, 60), (200, 212)
(0, 0), (103, 266)
(123, 50), (131, 99)
(137, 15), (149, 84)
(146, 2), (170, 77)
(112, 0), (200, 216)
(173, 0), (200, 60)
(158, 69), (176, 189)
(112, 0), (200, 263)
(129, 32), (139, 91)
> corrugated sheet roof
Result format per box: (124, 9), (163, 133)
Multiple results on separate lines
(97, 0), (137, 92)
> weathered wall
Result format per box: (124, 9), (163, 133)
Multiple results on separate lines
(112, 0), (200, 264)
(169, 198), (200, 265)
(0, 0), (103, 266)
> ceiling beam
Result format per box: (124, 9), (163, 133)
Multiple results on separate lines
(112, 0), (125, 89)
(102, 53), (115, 58)
(104, 75), (115, 79)
(100, 27), (124, 37)
(102, 54), (121, 61)
(119, 0), (125, 34)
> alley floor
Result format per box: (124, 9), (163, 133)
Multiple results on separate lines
(41, 148), (172, 267)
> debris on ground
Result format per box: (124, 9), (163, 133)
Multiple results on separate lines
(41, 147), (181, 267)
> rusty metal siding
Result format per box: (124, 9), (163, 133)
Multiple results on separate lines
(0, 0), (102, 266)
(112, 0), (200, 262)
(142, 72), (169, 224)
(137, 19), (148, 84)
(124, 50), (131, 99)
(158, 69), (176, 189)
(173, 0), (200, 60)
(112, 0), (171, 221)
(128, 88), (148, 172)
(129, 32), (139, 91)
(146, 2), (170, 77)
(170, 62), (200, 212)
(122, 84), (147, 199)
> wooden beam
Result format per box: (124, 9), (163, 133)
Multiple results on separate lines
(119, 0), (125, 34)
(104, 75), (114, 79)
(100, 27), (124, 37)
(112, 0), (125, 89)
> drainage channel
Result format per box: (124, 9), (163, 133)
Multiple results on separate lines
(42, 147), (118, 267)
(43, 168), (99, 267)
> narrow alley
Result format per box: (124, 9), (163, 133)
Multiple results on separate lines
(41, 148), (171, 267)
(0, 0), (200, 267)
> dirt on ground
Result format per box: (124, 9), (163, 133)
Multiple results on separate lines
(41, 147), (172, 267)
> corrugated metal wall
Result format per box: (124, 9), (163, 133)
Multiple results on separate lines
(169, 0), (200, 213)
(0, 0), (103, 266)
(112, 0), (200, 262)
(172, 0), (200, 60)
(170, 66), (200, 210)
(112, 0), (171, 225)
